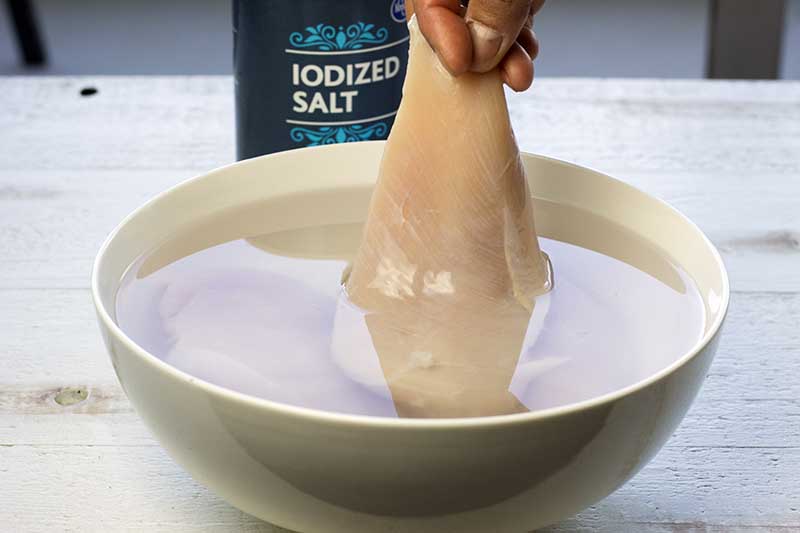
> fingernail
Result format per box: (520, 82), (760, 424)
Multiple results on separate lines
(467, 19), (503, 72)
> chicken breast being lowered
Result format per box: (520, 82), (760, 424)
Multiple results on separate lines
(334, 17), (552, 418)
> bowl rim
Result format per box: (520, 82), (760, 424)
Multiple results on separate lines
(91, 142), (730, 430)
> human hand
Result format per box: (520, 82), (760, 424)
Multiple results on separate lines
(405, 0), (545, 91)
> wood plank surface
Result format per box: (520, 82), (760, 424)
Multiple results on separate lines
(1, 77), (799, 531)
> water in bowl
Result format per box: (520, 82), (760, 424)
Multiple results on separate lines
(115, 198), (705, 418)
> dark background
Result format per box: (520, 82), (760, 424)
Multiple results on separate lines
(1, 0), (798, 79)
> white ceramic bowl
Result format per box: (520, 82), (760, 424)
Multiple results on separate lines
(92, 142), (728, 533)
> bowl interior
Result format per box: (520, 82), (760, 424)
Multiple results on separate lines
(94, 141), (728, 409)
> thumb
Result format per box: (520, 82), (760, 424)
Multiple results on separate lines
(465, 0), (532, 72)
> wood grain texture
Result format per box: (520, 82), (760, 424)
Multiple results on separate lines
(2, 78), (799, 292)
(1, 77), (799, 531)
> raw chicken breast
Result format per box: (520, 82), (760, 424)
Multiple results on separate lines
(337, 17), (552, 418)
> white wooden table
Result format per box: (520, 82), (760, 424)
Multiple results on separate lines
(1, 77), (799, 532)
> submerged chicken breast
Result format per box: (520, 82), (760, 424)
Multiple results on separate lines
(337, 18), (552, 418)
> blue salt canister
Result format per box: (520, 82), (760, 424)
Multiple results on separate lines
(233, 0), (410, 160)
